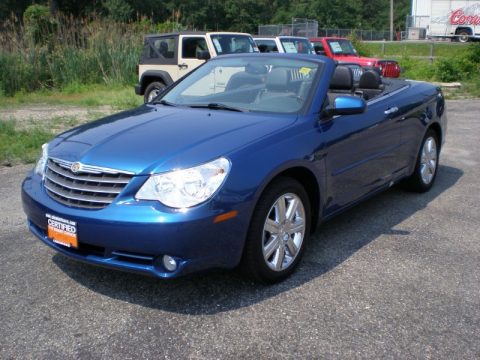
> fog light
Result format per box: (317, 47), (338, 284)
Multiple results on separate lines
(162, 255), (177, 272)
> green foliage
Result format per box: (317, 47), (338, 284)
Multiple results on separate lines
(23, 4), (57, 46)
(347, 32), (371, 57)
(3, 0), (412, 34)
(362, 41), (480, 85)
(398, 57), (435, 81)
(465, 43), (480, 64)
(431, 43), (479, 82)
(460, 77), (480, 98)
(0, 120), (52, 165)
(0, 84), (142, 110)
(433, 57), (471, 82)
(0, 17), (143, 96)
(102, 0), (133, 22)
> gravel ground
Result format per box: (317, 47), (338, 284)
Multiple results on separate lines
(0, 100), (479, 359)
(0, 105), (114, 131)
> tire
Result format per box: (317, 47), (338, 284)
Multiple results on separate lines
(404, 129), (440, 193)
(241, 177), (311, 283)
(144, 81), (166, 103)
(456, 30), (470, 43)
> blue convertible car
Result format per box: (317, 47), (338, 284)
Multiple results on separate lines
(22, 54), (447, 283)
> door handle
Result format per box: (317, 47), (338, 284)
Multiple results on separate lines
(384, 106), (399, 115)
(178, 63), (188, 69)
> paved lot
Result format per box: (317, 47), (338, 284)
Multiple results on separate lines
(1, 100), (479, 359)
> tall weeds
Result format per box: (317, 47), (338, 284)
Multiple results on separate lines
(0, 14), (163, 96)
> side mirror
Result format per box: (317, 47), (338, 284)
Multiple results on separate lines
(323, 96), (366, 117)
(197, 50), (211, 60)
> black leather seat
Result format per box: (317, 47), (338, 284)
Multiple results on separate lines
(328, 65), (354, 102)
(265, 68), (291, 92)
(356, 70), (384, 100)
(330, 66), (354, 92)
(225, 72), (263, 91)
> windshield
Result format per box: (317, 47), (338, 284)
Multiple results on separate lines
(255, 39), (279, 53)
(160, 57), (322, 114)
(326, 39), (357, 56)
(209, 34), (258, 55)
(279, 38), (314, 54)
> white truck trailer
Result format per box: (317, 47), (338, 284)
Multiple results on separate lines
(410, 0), (480, 42)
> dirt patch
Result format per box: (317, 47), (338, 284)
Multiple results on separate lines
(0, 104), (115, 132)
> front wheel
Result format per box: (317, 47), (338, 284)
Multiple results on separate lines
(456, 30), (470, 43)
(144, 81), (166, 103)
(241, 177), (311, 283)
(404, 129), (440, 192)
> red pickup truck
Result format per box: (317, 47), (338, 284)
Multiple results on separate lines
(310, 37), (401, 78)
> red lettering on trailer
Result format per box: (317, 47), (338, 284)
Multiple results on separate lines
(450, 9), (480, 25)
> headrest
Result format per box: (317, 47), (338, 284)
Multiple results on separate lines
(359, 70), (382, 89)
(266, 68), (290, 91)
(330, 66), (353, 91)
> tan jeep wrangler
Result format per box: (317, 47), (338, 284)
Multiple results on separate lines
(135, 31), (259, 103)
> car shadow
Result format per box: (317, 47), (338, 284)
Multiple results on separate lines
(52, 165), (463, 315)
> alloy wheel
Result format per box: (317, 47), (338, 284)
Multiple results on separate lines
(420, 136), (438, 185)
(262, 193), (306, 271)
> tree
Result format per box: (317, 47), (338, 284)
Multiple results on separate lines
(103, 0), (132, 22)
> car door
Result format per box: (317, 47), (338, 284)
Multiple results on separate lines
(178, 35), (209, 78)
(320, 95), (408, 213)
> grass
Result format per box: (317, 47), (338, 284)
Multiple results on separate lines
(0, 15), (142, 97)
(364, 41), (470, 58)
(0, 120), (52, 165)
(0, 83), (143, 110)
(0, 83), (143, 165)
(444, 78), (480, 99)
(360, 41), (480, 98)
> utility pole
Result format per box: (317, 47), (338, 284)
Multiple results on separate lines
(390, 0), (394, 41)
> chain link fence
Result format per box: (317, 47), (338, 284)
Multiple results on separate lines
(258, 19), (398, 41)
(317, 28), (396, 40)
(258, 19), (318, 37)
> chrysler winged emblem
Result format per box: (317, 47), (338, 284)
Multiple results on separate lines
(70, 162), (82, 174)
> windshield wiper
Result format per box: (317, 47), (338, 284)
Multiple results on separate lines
(189, 103), (245, 112)
(154, 99), (177, 106)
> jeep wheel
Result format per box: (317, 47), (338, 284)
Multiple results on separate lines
(144, 81), (166, 103)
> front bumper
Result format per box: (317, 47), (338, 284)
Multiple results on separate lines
(134, 84), (142, 96)
(22, 171), (251, 278)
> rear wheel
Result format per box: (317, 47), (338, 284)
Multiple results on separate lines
(404, 129), (439, 192)
(241, 177), (311, 283)
(144, 81), (166, 103)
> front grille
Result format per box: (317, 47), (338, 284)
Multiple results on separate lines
(379, 61), (399, 78)
(44, 158), (134, 209)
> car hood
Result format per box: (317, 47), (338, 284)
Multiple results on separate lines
(49, 105), (296, 175)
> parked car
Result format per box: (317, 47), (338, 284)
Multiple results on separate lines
(22, 54), (446, 283)
(135, 31), (259, 103)
(253, 35), (315, 54)
(310, 37), (401, 77)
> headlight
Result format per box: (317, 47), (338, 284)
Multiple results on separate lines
(136, 157), (231, 208)
(34, 143), (49, 177)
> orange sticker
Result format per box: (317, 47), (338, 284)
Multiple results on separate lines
(46, 214), (78, 248)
